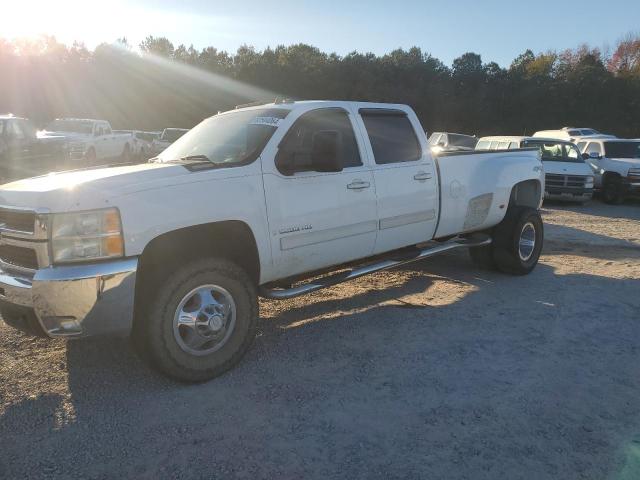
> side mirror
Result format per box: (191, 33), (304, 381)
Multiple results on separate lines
(581, 153), (590, 160)
(437, 141), (446, 148)
(310, 130), (342, 173)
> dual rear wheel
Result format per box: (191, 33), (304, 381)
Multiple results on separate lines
(469, 206), (543, 275)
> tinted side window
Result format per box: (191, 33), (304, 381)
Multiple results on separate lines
(475, 140), (490, 150)
(277, 109), (361, 174)
(360, 111), (421, 164)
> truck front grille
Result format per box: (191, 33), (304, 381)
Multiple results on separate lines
(0, 244), (39, 270)
(545, 174), (588, 189)
(0, 208), (36, 234)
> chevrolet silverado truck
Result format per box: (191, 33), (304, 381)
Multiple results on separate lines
(0, 101), (544, 382)
(43, 118), (132, 166)
(0, 115), (69, 183)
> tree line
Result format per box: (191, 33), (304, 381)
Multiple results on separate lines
(1, 34), (639, 137)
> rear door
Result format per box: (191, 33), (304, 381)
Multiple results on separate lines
(356, 108), (438, 254)
(263, 107), (378, 279)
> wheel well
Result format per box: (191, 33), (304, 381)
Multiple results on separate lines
(510, 179), (541, 209)
(603, 171), (621, 182)
(136, 221), (260, 290)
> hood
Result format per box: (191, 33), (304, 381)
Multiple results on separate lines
(41, 131), (91, 142)
(543, 160), (593, 176)
(0, 162), (192, 211)
(608, 157), (640, 167)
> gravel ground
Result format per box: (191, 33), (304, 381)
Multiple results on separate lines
(1, 200), (639, 480)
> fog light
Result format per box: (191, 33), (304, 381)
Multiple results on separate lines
(41, 316), (82, 335)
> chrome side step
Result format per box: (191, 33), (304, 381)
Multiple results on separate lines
(259, 234), (491, 300)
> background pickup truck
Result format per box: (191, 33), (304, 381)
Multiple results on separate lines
(0, 114), (68, 183)
(576, 138), (640, 204)
(43, 118), (133, 165)
(0, 101), (544, 382)
(150, 128), (189, 156)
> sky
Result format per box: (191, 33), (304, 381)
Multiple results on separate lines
(3, 0), (639, 67)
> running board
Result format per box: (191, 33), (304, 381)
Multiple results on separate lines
(259, 234), (491, 300)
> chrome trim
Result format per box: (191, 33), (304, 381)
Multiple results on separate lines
(0, 235), (50, 270)
(0, 258), (138, 337)
(379, 210), (436, 230)
(0, 205), (50, 240)
(261, 234), (491, 299)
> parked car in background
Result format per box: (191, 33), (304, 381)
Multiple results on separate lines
(0, 114), (69, 183)
(533, 127), (616, 143)
(0, 101), (544, 382)
(576, 139), (640, 204)
(476, 136), (594, 203)
(44, 118), (133, 165)
(151, 128), (189, 156)
(428, 132), (477, 152)
(114, 130), (157, 161)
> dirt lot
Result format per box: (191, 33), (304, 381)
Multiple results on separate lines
(0, 200), (639, 480)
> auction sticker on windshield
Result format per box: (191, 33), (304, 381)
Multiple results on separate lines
(250, 117), (283, 127)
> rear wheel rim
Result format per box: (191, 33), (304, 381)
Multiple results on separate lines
(518, 222), (536, 262)
(173, 284), (237, 356)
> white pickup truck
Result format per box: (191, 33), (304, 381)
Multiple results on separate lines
(0, 101), (544, 382)
(44, 118), (133, 165)
(576, 138), (640, 204)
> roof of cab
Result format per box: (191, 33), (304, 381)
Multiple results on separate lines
(229, 100), (412, 114)
(478, 136), (574, 144)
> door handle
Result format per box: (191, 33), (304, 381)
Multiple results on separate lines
(347, 180), (371, 190)
(413, 171), (432, 181)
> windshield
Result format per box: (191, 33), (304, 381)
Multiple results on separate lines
(524, 141), (584, 163)
(46, 119), (93, 134)
(448, 134), (477, 148)
(604, 141), (640, 159)
(158, 108), (290, 165)
(161, 129), (188, 142)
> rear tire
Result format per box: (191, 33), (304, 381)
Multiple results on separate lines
(469, 206), (543, 275)
(134, 258), (258, 382)
(492, 206), (543, 275)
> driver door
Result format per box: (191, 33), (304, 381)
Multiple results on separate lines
(262, 107), (378, 280)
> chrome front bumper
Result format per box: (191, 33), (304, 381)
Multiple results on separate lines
(0, 258), (137, 337)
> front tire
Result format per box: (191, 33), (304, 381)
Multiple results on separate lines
(121, 144), (131, 163)
(136, 259), (258, 382)
(602, 176), (625, 205)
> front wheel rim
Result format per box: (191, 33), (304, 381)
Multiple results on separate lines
(518, 222), (536, 262)
(173, 284), (237, 356)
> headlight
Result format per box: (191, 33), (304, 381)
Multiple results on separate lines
(50, 208), (124, 264)
(585, 175), (594, 187)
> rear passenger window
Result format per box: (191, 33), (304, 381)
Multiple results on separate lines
(276, 108), (362, 174)
(498, 141), (510, 150)
(360, 110), (421, 164)
(476, 140), (490, 150)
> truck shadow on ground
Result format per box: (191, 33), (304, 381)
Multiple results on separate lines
(1, 251), (640, 479)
